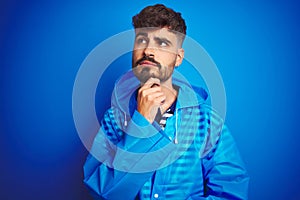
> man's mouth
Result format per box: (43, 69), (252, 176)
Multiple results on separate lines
(135, 56), (161, 69)
(139, 60), (158, 67)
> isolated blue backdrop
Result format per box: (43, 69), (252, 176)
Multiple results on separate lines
(1, 0), (300, 199)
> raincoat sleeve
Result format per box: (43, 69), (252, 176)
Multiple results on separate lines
(189, 125), (249, 200)
(83, 109), (175, 200)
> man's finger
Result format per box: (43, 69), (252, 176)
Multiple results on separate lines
(154, 95), (166, 105)
(142, 78), (160, 88)
(138, 86), (162, 97)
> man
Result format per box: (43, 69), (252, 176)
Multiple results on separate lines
(84, 4), (249, 200)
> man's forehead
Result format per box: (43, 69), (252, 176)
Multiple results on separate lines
(135, 27), (178, 38)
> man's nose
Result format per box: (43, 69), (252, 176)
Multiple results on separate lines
(143, 43), (156, 57)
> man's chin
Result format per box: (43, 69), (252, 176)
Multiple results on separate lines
(133, 70), (154, 83)
(136, 74), (157, 83)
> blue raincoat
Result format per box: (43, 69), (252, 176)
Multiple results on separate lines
(83, 71), (249, 200)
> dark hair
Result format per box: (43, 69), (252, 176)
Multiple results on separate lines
(132, 4), (187, 41)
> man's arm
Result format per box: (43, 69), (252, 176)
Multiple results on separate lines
(83, 152), (153, 200)
(83, 109), (175, 200)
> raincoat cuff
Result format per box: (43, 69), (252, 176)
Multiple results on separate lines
(131, 110), (151, 126)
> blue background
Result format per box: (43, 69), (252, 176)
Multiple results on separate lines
(1, 0), (299, 199)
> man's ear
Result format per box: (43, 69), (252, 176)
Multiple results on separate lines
(175, 48), (184, 67)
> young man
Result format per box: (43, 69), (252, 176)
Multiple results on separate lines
(84, 4), (249, 200)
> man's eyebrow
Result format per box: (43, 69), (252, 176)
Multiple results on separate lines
(135, 32), (148, 38)
(154, 36), (172, 45)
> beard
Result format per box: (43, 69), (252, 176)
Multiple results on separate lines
(132, 55), (176, 83)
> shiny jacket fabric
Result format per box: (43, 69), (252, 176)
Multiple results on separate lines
(83, 71), (249, 200)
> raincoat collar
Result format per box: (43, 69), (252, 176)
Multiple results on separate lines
(111, 70), (208, 115)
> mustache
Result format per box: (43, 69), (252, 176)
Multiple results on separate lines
(135, 56), (161, 69)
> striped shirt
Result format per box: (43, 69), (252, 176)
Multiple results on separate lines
(154, 100), (176, 130)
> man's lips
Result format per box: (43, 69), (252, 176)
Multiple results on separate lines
(139, 60), (158, 66)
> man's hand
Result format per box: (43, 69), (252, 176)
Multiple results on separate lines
(137, 78), (166, 123)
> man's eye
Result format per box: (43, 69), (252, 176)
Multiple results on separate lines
(160, 41), (168, 47)
(157, 40), (169, 47)
(137, 38), (147, 44)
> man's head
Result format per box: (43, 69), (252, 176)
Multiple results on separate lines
(132, 4), (186, 45)
(131, 4), (186, 84)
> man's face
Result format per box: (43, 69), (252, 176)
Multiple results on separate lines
(132, 27), (184, 83)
